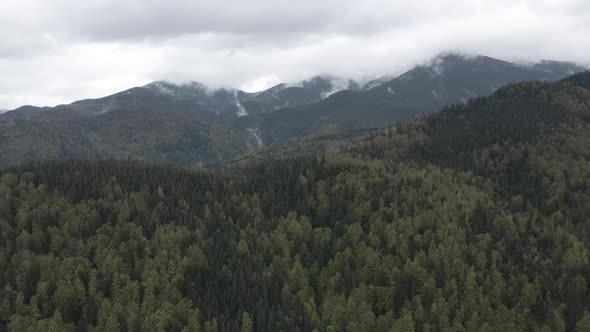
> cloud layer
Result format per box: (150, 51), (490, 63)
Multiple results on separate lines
(1, 0), (589, 109)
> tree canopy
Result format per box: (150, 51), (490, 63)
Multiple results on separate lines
(1, 73), (590, 331)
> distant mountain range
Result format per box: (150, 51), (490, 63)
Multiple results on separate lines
(0, 53), (586, 167)
(2, 75), (363, 121)
(135, 75), (363, 119)
(235, 54), (587, 146)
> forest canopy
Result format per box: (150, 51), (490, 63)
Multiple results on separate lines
(1, 73), (590, 331)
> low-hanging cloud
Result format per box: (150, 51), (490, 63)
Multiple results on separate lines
(0, 0), (589, 109)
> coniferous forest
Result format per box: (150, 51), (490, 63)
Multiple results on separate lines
(1, 73), (590, 331)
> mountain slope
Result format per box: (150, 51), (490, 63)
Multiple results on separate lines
(141, 76), (361, 118)
(0, 90), (256, 167)
(0, 105), (52, 120)
(530, 59), (588, 78)
(361, 75), (396, 90)
(1, 73), (590, 331)
(369, 54), (563, 104)
(353, 73), (590, 167)
(242, 54), (585, 146)
(0, 54), (585, 167)
(0, 75), (362, 167)
(239, 76), (361, 115)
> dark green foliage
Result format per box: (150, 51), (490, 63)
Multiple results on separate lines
(0, 98), (257, 168)
(561, 71), (590, 90)
(1, 75), (590, 331)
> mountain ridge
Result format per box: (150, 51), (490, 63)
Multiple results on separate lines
(237, 54), (587, 146)
(4, 53), (585, 114)
(0, 53), (586, 168)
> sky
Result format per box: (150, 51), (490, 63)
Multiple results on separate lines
(0, 0), (589, 110)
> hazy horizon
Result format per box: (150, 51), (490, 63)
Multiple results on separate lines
(2, 0), (589, 109)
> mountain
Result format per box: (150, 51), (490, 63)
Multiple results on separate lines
(0, 53), (585, 168)
(0, 105), (52, 120)
(0, 76), (361, 123)
(0, 75), (364, 167)
(361, 75), (396, 90)
(0, 87), (257, 167)
(238, 76), (361, 115)
(529, 59), (588, 77)
(241, 53), (586, 146)
(2, 72), (590, 331)
(141, 75), (361, 119)
(369, 54), (568, 104)
(142, 81), (244, 119)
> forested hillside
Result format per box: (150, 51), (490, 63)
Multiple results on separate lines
(0, 93), (256, 168)
(0, 55), (584, 168)
(1, 73), (590, 331)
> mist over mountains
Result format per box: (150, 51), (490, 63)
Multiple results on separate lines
(0, 53), (586, 168)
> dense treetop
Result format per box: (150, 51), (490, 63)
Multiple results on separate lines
(1, 73), (590, 331)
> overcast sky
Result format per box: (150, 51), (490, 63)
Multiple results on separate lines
(0, 0), (589, 109)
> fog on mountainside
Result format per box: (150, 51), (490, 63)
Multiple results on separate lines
(3, 0), (590, 330)
(0, 53), (585, 169)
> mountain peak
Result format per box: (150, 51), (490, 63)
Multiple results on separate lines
(144, 81), (177, 95)
(422, 52), (527, 76)
(144, 80), (211, 96)
(529, 60), (588, 78)
(427, 52), (488, 65)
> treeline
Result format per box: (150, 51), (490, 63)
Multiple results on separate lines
(1, 73), (590, 331)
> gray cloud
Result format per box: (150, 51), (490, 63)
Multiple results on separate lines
(2, 0), (479, 41)
(0, 0), (589, 109)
